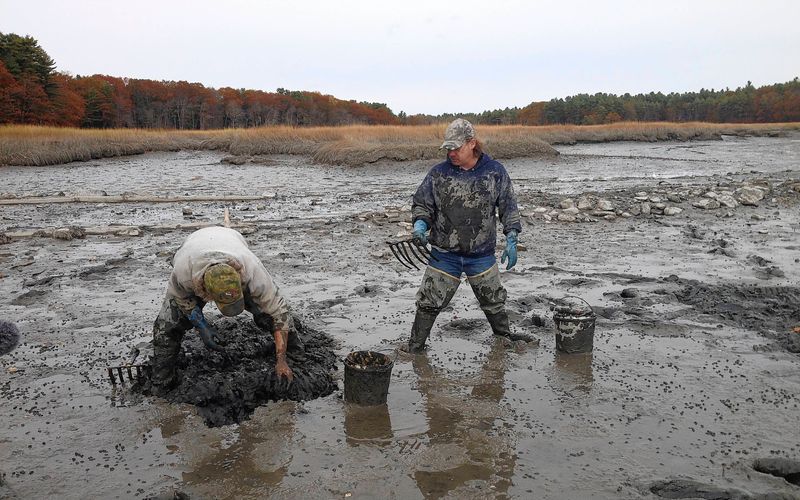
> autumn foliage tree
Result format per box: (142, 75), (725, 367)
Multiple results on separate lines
(0, 33), (798, 129)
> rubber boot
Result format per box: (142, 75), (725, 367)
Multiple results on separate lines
(151, 297), (189, 390)
(485, 310), (535, 342)
(403, 309), (439, 353)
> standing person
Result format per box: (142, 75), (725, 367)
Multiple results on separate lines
(151, 226), (297, 388)
(404, 118), (532, 353)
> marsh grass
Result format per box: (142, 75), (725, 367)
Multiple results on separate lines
(1, 122), (798, 167)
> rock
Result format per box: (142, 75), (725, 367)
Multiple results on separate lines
(692, 198), (720, 209)
(634, 191), (649, 201)
(0, 232), (10, 245)
(0, 320), (20, 356)
(716, 194), (738, 208)
(620, 212), (633, 218)
(652, 203), (666, 210)
(640, 202), (651, 215)
(557, 213), (576, 222)
(667, 193), (683, 203)
(576, 196), (596, 211)
(620, 288), (639, 298)
(663, 206), (683, 216)
(52, 226), (86, 240)
(115, 228), (141, 237)
(182, 207), (193, 216)
(596, 199), (613, 211)
(562, 207), (580, 215)
(703, 191), (719, 199)
(648, 196), (662, 203)
(735, 186), (766, 206)
(559, 198), (575, 209)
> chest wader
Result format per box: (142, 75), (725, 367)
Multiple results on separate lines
(152, 297), (202, 388)
(407, 268), (461, 352)
(468, 265), (534, 342)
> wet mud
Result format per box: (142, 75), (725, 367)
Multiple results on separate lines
(138, 315), (338, 427)
(2, 136), (800, 498)
(0, 320), (20, 355)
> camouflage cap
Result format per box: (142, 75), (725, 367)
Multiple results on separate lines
(440, 118), (475, 150)
(203, 263), (244, 316)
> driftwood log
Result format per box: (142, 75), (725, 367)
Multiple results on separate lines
(0, 194), (269, 205)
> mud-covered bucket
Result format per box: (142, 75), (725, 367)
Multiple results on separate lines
(552, 297), (595, 354)
(344, 351), (394, 406)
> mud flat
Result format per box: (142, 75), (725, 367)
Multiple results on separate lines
(1, 134), (799, 498)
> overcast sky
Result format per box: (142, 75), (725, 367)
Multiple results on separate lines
(2, 0), (798, 115)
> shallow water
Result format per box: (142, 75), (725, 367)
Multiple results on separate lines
(1, 134), (799, 499)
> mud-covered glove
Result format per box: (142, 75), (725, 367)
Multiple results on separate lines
(500, 230), (518, 270)
(188, 306), (226, 351)
(412, 220), (429, 245)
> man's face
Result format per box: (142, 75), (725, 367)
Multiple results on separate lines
(447, 139), (476, 168)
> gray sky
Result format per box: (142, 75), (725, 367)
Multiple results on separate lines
(2, 0), (798, 115)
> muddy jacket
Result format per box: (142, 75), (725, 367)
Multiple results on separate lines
(166, 226), (291, 332)
(412, 153), (522, 257)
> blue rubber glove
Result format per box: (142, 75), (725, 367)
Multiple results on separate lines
(412, 220), (429, 245)
(188, 306), (226, 351)
(501, 231), (518, 270)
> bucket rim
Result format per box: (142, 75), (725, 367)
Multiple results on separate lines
(344, 350), (394, 372)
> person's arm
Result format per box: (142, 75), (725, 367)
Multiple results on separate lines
(496, 168), (522, 236)
(411, 172), (435, 229)
(247, 260), (294, 381)
(273, 326), (293, 381)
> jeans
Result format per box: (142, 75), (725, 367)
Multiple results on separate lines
(429, 248), (496, 279)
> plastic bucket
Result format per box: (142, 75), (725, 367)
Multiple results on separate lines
(344, 351), (394, 406)
(553, 297), (595, 354)
(554, 314), (595, 353)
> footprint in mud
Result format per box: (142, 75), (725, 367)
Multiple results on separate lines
(10, 289), (47, 306)
(354, 284), (383, 297)
(0, 320), (20, 355)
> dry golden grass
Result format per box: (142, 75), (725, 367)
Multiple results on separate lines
(1, 122), (798, 167)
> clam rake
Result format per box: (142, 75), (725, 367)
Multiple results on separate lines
(386, 239), (438, 270)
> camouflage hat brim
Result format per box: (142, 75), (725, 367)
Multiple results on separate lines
(440, 139), (465, 150)
(217, 296), (245, 317)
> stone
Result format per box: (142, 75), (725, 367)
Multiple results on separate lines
(692, 198), (720, 209)
(596, 199), (613, 211)
(559, 198), (575, 209)
(641, 202), (652, 215)
(557, 214), (576, 222)
(716, 194), (738, 208)
(664, 207), (683, 216)
(734, 186), (766, 206)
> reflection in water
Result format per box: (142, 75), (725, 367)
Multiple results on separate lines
(156, 404), (295, 499)
(411, 339), (517, 499)
(552, 352), (594, 394)
(344, 403), (394, 446)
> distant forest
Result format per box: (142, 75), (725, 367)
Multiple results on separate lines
(1, 33), (798, 129)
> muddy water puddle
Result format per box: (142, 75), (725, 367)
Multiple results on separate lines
(2, 135), (800, 498)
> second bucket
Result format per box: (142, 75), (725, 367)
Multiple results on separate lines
(344, 350), (394, 406)
(552, 297), (596, 354)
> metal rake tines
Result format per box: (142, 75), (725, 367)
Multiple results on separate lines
(106, 363), (152, 385)
(386, 239), (438, 270)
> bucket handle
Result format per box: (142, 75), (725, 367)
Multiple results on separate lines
(557, 295), (594, 314)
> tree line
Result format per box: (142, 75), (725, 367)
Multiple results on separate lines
(0, 33), (398, 128)
(1, 32), (798, 129)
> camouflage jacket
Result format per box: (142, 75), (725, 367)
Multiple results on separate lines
(166, 227), (292, 332)
(412, 153), (522, 257)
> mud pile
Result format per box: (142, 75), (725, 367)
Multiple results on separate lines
(137, 315), (339, 427)
(672, 279), (800, 352)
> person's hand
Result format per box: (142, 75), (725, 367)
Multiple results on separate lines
(198, 325), (226, 351)
(500, 230), (518, 270)
(275, 355), (294, 382)
(188, 306), (226, 351)
(412, 220), (429, 245)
